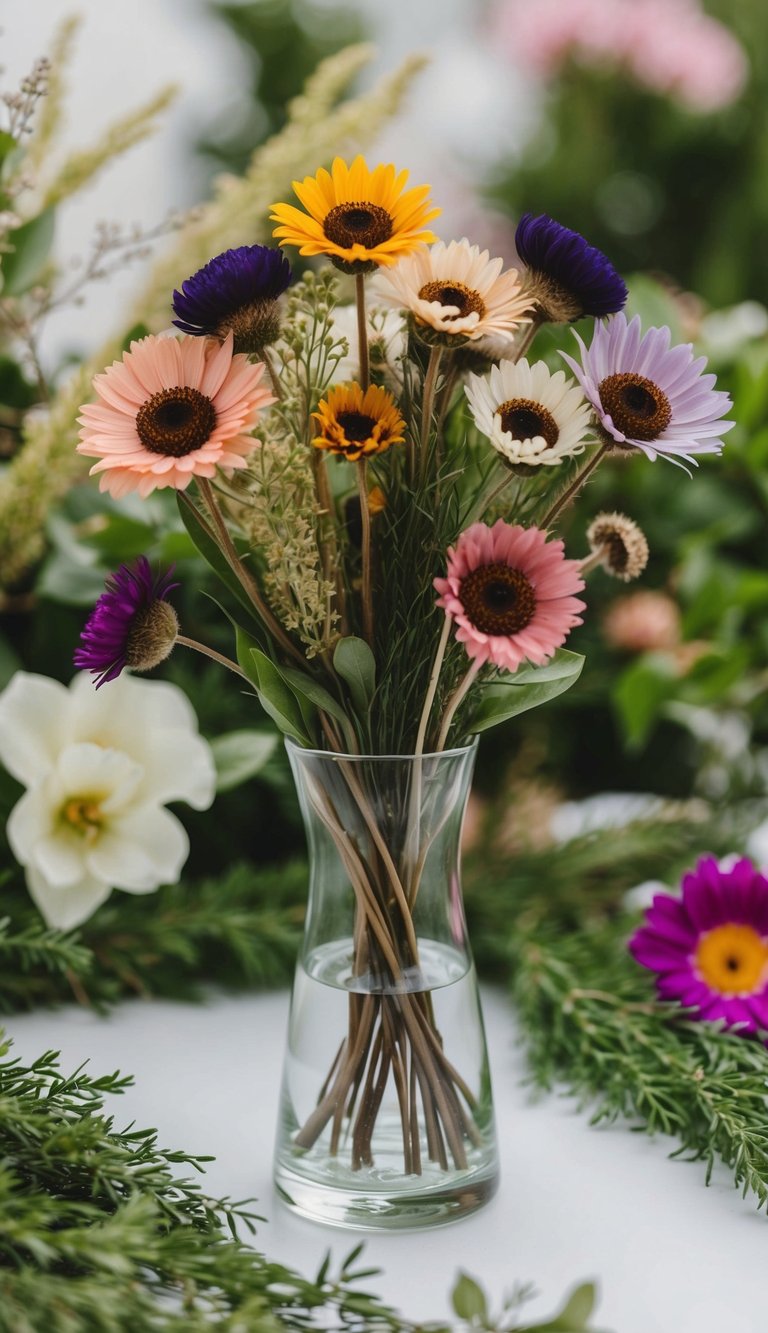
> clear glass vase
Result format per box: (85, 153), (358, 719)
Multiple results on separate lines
(273, 738), (499, 1230)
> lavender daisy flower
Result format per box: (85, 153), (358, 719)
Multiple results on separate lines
(75, 558), (179, 687)
(515, 213), (628, 322)
(561, 313), (734, 468)
(629, 856), (768, 1038)
(172, 245), (292, 353)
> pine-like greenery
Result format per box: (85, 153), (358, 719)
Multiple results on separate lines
(0, 1031), (602, 1332)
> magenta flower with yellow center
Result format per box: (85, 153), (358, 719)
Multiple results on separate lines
(629, 856), (768, 1037)
(77, 332), (275, 498)
(434, 520), (585, 672)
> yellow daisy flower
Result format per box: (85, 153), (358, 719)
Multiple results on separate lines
(271, 156), (440, 274)
(312, 383), (406, 461)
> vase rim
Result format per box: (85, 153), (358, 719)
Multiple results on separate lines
(284, 735), (479, 762)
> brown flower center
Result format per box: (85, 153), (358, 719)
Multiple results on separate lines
(136, 387), (217, 457)
(460, 562), (537, 636)
(598, 373), (671, 443)
(418, 280), (486, 321)
(323, 202), (393, 251)
(336, 411), (378, 444)
(496, 397), (559, 446)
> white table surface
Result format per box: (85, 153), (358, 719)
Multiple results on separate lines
(5, 988), (767, 1332)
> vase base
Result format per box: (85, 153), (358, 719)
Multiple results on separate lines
(273, 1158), (499, 1231)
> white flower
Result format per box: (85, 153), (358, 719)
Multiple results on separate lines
(0, 672), (216, 930)
(329, 302), (407, 389)
(465, 357), (594, 466)
(374, 239), (531, 347)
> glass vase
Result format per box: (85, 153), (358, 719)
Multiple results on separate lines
(273, 739), (499, 1230)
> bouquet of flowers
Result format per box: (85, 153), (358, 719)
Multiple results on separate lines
(72, 155), (733, 1222)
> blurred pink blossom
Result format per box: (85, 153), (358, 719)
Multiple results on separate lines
(495, 0), (747, 112)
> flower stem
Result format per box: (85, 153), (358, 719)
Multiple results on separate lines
(357, 459), (374, 647)
(539, 441), (610, 528)
(436, 658), (481, 752)
(260, 346), (283, 402)
(578, 549), (605, 577)
(414, 614), (452, 758)
(356, 273), (369, 391)
(195, 476), (304, 665)
(510, 311), (545, 364)
(420, 344), (443, 459)
(176, 634), (250, 682)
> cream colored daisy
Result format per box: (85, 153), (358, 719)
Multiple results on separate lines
(375, 239), (531, 348)
(465, 357), (594, 467)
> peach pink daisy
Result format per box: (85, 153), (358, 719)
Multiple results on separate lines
(77, 332), (274, 498)
(434, 520), (585, 672)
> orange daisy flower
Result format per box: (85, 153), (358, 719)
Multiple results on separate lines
(312, 383), (406, 461)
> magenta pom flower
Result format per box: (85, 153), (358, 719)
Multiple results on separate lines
(74, 558), (179, 687)
(562, 313), (734, 469)
(629, 856), (768, 1035)
(434, 520), (586, 672)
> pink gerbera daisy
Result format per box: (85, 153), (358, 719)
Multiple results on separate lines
(629, 856), (768, 1037)
(434, 520), (586, 672)
(77, 332), (274, 498)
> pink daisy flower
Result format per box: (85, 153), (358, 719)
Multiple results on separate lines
(77, 332), (274, 498)
(434, 520), (586, 672)
(629, 856), (768, 1037)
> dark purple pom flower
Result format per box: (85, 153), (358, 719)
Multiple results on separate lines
(515, 213), (628, 321)
(75, 558), (179, 688)
(172, 245), (292, 348)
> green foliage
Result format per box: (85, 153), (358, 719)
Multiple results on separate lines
(466, 652), (584, 735)
(199, 0), (366, 177)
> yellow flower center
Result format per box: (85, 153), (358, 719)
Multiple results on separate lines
(694, 923), (768, 997)
(61, 796), (104, 843)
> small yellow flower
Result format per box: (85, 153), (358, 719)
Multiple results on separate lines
(368, 485), (387, 514)
(312, 383), (406, 461)
(271, 156), (440, 274)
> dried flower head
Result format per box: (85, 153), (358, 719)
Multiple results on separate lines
(586, 511), (649, 581)
(74, 559), (179, 687)
(271, 155), (440, 274)
(172, 244), (292, 353)
(312, 382), (405, 461)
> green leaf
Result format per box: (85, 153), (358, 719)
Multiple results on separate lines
(466, 651), (584, 734)
(37, 552), (105, 606)
(527, 1282), (597, 1331)
(333, 636), (376, 718)
(176, 492), (264, 633)
(248, 648), (312, 745)
(0, 130), (18, 173)
(613, 653), (677, 750)
(280, 666), (351, 732)
(1, 208), (55, 295)
(210, 730), (277, 792)
(451, 1272), (488, 1322)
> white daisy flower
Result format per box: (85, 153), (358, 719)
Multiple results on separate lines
(465, 357), (594, 466)
(374, 238), (531, 348)
(0, 671), (216, 930)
